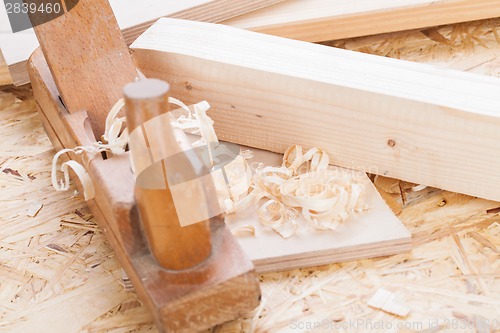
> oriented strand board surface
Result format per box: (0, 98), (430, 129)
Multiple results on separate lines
(0, 87), (135, 332)
(0, 19), (500, 332)
(223, 0), (500, 42)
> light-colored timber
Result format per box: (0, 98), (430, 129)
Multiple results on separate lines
(1, 18), (499, 332)
(223, 0), (500, 42)
(131, 18), (500, 202)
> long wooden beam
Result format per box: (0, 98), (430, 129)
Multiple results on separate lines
(0, 0), (284, 86)
(223, 0), (500, 42)
(132, 18), (500, 201)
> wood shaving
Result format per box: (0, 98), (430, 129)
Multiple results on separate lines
(101, 98), (129, 154)
(51, 147), (99, 201)
(252, 146), (368, 237)
(52, 93), (368, 238)
(231, 225), (256, 237)
(171, 99), (255, 212)
(50, 97), (204, 201)
(368, 288), (411, 317)
(50, 98), (130, 201)
(26, 201), (43, 217)
(170, 97), (218, 148)
(172, 107), (370, 238)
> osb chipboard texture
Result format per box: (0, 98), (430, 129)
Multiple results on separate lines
(0, 19), (499, 332)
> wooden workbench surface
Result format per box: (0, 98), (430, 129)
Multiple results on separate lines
(0, 19), (499, 332)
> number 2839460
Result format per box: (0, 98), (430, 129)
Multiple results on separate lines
(6, 2), (61, 14)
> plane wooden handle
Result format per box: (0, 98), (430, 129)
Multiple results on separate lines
(124, 79), (212, 270)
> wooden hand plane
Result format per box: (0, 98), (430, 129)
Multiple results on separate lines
(26, 0), (261, 331)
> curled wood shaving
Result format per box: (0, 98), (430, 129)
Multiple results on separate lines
(51, 98), (132, 200)
(51, 97), (202, 201)
(231, 224), (256, 237)
(253, 145), (368, 237)
(101, 98), (129, 154)
(172, 109), (369, 238)
(170, 98), (218, 149)
(51, 147), (99, 201)
(171, 100), (254, 212)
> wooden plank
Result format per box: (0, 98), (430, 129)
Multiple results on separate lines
(0, 0), (284, 86)
(131, 18), (500, 202)
(223, 0), (500, 42)
(0, 49), (12, 86)
(229, 148), (411, 273)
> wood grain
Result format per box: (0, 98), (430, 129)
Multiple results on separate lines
(132, 18), (500, 202)
(223, 0), (500, 42)
(29, 0), (138, 138)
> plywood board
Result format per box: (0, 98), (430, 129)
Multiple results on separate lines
(223, 0), (500, 42)
(229, 147), (411, 273)
(131, 18), (500, 202)
(0, 0), (284, 85)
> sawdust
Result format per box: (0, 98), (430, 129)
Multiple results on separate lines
(0, 18), (499, 332)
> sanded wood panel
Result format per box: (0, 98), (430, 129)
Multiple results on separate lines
(132, 18), (500, 202)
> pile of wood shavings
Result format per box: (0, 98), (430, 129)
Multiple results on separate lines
(172, 104), (369, 238)
(250, 145), (368, 238)
(48, 93), (370, 239)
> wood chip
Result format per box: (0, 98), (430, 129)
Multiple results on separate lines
(26, 201), (43, 217)
(367, 288), (411, 317)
